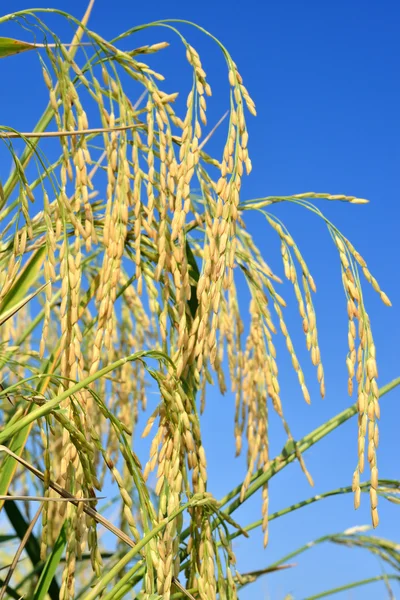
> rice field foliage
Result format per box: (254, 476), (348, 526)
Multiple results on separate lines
(0, 6), (398, 600)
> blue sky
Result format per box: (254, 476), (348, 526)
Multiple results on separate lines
(1, 1), (399, 599)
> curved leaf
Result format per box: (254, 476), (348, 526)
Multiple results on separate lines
(0, 37), (36, 58)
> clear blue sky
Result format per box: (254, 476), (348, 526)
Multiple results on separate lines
(1, 1), (399, 599)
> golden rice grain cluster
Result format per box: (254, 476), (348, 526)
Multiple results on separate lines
(0, 13), (390, 599)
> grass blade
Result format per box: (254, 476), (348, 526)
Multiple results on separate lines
(0, 37), (36, 58)
(221, 376), (400, 515)
(0, 503), (43, 600)
(32, 522), (67, 600)
(3, 500), (60, 599)
(0, 282), (48, 327)
(303, 574), (400, 600)
(0, 246), (46, 317)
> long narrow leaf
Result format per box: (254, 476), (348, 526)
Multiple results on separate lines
(0, 247), (46, 317)
(32, 522), (67, 600)
(0, 37), (36, 58)
(4, 500), (60, 600)
(0, 282), (48, 327)
(303, 574), (400, 600)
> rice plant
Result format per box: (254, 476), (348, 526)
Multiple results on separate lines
(0, 3), (398, 599)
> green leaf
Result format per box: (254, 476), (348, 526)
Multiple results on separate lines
(185, 239), (200, 319)
(0, 267), (97, 513)
(0, 350), (174, 446)
(0, 534), (17, 543)
(0, 37), (36, 58)
(0, 578), (21, 600)
(0, 246), (46, 317)
(303, 574), (400, 600)
(4, 499), (60, 599)
(0, 281), (48, 327)
(219, 375), (400, 515)
(32, 522), (67, 600)
(4, 499), (41, 565)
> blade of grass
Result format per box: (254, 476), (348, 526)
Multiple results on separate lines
(0, 248), (48, 510)
(383, 571), (396, 600)
(0, 351), (172, 444)
(234, 563), (297, 593)
(4, 500), (42, 571)
(130, 377), (400, 590)
(176, 376), (400, 547)
(0, 445), (142, 549)
(32, 522), (67, 600)
(0, 0), (95, 207)
(0, 282), (48, 327)
(0, 502), (46, 600)
(0, 123), (142, 139)
(266, 532), (334, 571)
(0, 579), (20, 600)
(0, 247), (46, 317)
(303, 574), (400, 600)
(0, 535), (17, 544)
(0, 269), (101, 509)
(222, 376), (400, 515)
(0, 37), (36, 58)
(83, 494), (217, 600)
(0, 495), (103, 502)
(226, 479), (400, 542)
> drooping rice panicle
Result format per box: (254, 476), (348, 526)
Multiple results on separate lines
(0, 11), (392, 598)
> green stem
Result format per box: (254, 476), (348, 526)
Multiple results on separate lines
(303, 574), (400, 600)
(222, 376), (400, 515)
(126, 378), (400, 592)
(0, 350), (170, 445)
(82, 495), (212, 600)
(177, 376), (400, 550)
(268, 534), (331, 570)
(0, 8), (91, 207)
(226, 480), (384, 542)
